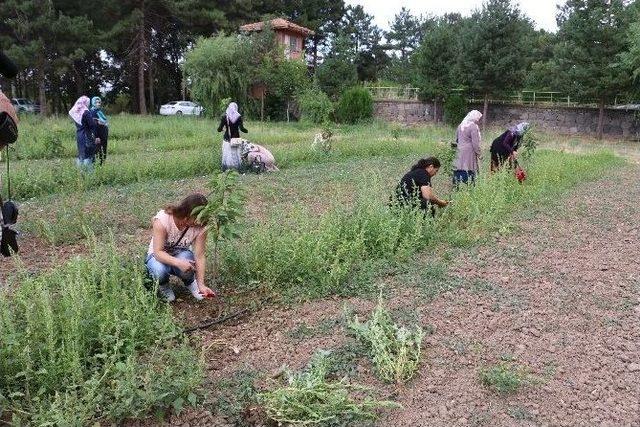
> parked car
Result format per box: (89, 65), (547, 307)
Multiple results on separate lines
(11, 98), (40, 113)
(159, 101), (203, 116)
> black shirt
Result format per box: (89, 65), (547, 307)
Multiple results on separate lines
(396, 168), (431, 206)
(217, 115), (248, 141)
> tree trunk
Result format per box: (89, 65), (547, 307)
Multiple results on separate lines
(148, 60), (155, 114)
(286, 100), (290, 123)
(482, 94), (489, 132)
(597, 98), (605, 140)
(433, 99), (438, 123)
(38, 68), (47, 116)
(137, 7), (147, 115)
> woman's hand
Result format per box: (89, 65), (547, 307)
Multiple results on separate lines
(198, 285), (216, 298)
(175, 258), (195, 273)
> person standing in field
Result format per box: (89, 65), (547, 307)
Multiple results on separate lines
(90, 96), (109, 165)
(69, 96), (99, 171)
(145, 193), (215, 302)
(394, 157), (449, 216)
(453, 110), (483, 186)
(218, 102), (248, 171)
(490, 122), (530, 172)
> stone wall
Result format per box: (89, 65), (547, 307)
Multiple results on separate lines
(374, 100), (640, 140)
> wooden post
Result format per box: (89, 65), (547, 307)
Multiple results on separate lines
(261, 90), (264, 122)
(482, 93), (488, 132)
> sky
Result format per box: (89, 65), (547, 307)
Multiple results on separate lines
(345, 0), (563, 32)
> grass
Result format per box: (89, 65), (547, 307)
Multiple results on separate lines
(259, 352), (399, 425)
(0, 242), (203, 424)
(347, 298), (424, 384)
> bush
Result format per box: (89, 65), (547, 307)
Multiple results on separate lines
(444, 94), (467, 126)
(479, 363), (529, 394)
(297, 87), (334, 124)
(347, 297), (424, 384)
(336, 87), (374, 124)
(0, 243), (203, 424)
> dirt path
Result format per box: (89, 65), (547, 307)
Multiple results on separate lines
(155, 163), (640, 427)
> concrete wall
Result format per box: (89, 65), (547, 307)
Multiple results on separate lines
(374, 100), (640, 140)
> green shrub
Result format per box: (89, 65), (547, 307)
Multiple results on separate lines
(444, 94), (467, 126)
(336, 87), (374, 124)
(347, 297), (424, 384)
(259, 352), (399, 425)
(297, 87), (334, 124)
(479, 362), (529, 394)
(0, 243), (203, 424)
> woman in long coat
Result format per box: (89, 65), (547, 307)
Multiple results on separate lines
(453, 110), (482, 185)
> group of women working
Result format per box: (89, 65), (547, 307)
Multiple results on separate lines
(395, 109), (530, 214)
(142, 104), (530, 303)
(69, 96), (109, 170)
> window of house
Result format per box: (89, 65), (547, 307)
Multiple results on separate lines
(289, 35), (298, 51)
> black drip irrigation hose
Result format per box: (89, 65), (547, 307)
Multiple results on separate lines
(183, 308), (250, 334)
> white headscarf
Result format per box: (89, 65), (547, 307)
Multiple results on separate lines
(459, 110), (482, 133)
(69, 96), (90, 125)
(225, 102), (241, 124)
(513, 122), (530, 136)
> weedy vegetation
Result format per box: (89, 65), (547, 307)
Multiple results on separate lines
(347, 297), (424, 384)
(479, 362), (530, 394)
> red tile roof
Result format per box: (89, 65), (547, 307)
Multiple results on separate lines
(239, 18), (315, 36)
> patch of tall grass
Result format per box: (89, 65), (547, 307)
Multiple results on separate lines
(220, 149), (621, 302)
(0, 242), (203, 424)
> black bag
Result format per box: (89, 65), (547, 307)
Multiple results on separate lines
(1, 200), (18, 257)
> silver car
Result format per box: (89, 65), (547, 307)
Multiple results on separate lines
(159, 101), (203, 116)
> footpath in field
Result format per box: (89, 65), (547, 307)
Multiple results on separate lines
(162, 164), (640, 427)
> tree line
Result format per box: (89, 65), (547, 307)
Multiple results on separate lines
(1, 0), (638, 136)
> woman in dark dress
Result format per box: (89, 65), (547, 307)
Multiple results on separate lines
(395, 157), (449, 216)
(490, 122), (530, 172)
(90, 96), (109, 165)
(68, 96), (98, 171)
(217, 102), (248, 171)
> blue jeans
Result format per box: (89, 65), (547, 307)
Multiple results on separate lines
(453, 170), (476, 186)
(145, 249), (195, 286)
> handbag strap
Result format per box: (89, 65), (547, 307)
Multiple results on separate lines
(169, 226), (190, 250)
(4, 145), (10, 200)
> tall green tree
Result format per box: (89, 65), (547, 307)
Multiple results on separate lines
(413, 16), (464, 121)
(316, 32), (358, 98)
(386, 7), (424, 61)
(457, 0), (534, 129)
(553, 0), (632, 139)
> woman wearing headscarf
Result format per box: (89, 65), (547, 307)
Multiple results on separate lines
(69, 96), (98, 171)
(217, 102), (248, 171)
(490, 122), (530, 172)
(453, 110), (483, 186)
(90, 96), (109, 165)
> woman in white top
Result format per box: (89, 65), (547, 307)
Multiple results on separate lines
(145, 193), (215, 302)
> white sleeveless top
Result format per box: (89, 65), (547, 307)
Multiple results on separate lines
(147, 210), (205, 255)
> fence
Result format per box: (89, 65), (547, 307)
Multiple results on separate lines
(366, 86), (420, 101)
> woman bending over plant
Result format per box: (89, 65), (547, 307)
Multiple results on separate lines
(145, 193), (215, 302)
(394, 157), (449, 216)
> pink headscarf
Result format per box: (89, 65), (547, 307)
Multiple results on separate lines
(69, 96), (90, 125)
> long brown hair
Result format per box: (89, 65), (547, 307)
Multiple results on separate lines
(165, 193), (208, 219)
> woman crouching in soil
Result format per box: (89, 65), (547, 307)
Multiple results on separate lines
(394, 157), (449, 216)
(145, 193), (215, 302)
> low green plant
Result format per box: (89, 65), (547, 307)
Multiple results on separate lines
(519, 125), (539, 161)
(0, 241), (203, 424)
(259, 352), (399, 425)
(298, 87), (334, 124)
(336, 87), (374, 124)
(347, 297), (424, 384)
(479, 362), (529, 394)
(212, 370), (259, 425)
